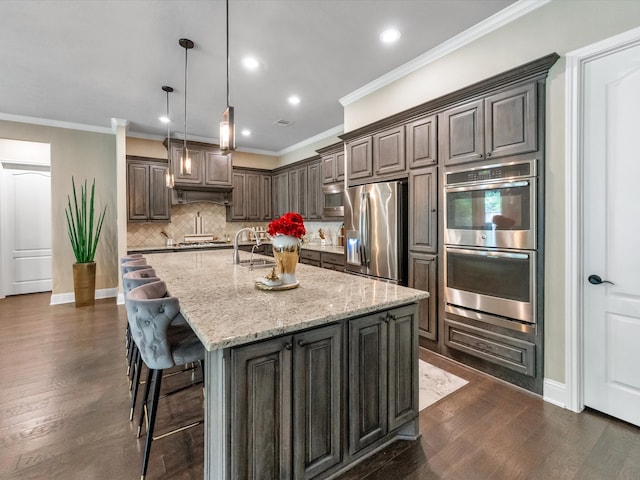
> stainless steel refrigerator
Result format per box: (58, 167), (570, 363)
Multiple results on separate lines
(344, 180), (407, 284)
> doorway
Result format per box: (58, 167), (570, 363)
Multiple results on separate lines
(566, 27), (640, 426)
(0, 139), (52, 297)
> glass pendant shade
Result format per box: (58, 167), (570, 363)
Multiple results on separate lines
(220, 106), (235, 153)
(180, 145), (191, 175)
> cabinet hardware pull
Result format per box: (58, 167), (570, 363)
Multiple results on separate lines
(284, 343), (292, 350)
(297, 339), (308, 347)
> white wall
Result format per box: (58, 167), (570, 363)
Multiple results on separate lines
(344, 0), (640, 383)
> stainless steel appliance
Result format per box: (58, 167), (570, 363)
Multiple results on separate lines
(322, 183), (344, 217)
(444, 159), (537, 249)
(344, 180), (407, 284)
(444, 246), (536, 325)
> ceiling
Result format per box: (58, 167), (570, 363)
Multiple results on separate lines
(0, 0), (517, 155)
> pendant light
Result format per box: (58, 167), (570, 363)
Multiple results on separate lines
(179, 38), (194, 175)
(162, 85), (175, 188)
(220, 0), (235, 153)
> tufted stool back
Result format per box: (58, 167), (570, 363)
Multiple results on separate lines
(121, 259), (152, 278)
(123, 269), (160, 295)
(120, 254), (144, 264)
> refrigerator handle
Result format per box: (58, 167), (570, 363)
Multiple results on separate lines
(359, 192), (370, 265)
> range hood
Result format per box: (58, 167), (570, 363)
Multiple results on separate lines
(171, 188), (232, 206)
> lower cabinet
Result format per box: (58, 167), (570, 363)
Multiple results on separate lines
(408, 252), (437, 341)
(349, 305), (418, 454)
(299, 249), (321, 267)
(228, 304), (418, 480)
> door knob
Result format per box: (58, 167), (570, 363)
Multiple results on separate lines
(588, 274), (614, 285)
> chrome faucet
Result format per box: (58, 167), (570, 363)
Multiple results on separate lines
(233, 227), (261, 265)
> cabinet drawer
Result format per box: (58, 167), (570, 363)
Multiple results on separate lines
(321, 252), (345, 269)
(300, 249), (321, 262)
(444, 319), (535, 376)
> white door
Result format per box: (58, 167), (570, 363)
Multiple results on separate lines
(583, 42), (640, 427)
(0, 164), (52, 295)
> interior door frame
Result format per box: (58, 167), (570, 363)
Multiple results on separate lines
(564, 26), (640, 414)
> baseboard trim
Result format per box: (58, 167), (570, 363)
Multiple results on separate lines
(50, 287), (118, 305)
(543, 378), (567, 408)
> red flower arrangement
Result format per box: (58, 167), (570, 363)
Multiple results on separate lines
(268, 212), (306, 239)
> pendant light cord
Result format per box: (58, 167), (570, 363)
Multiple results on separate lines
(226, 0), (230, 108)
(184, 44), (188, 151)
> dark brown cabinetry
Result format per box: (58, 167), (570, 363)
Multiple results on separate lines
(272, 158), (323, 220)
(408, 166), (437, 253)
(299, 249), (321, 267)
(440, 83), (537, 166)
(407, 115), (437, 168)
(346, 136), (373, 182)
(307, 162), (323, 219)
(228, 169), (272, 221)
(348, 305), (417, 454)
(229, 323), (343, 480)
(373, 125), (405, 176)
(320, 252), (345, 271)
(170, 141), (232, 189)
(272, 171), (289, 219)
(127, 157), (170, 222)
(319, 142), (345, 184)
(408, 253), (437, 341)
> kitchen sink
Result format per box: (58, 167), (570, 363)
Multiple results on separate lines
(238, 259), (276, 269)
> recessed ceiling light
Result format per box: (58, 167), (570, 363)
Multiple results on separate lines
(241, 129), (251, 136)
(159, 116), (170, 123)
(380, 28), (401, 44)
(288, 95), (301, 105)
(242, 57), (260, 70)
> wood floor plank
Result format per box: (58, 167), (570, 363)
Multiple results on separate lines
(1, 293), (639, 479)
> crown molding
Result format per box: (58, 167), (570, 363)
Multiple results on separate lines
(0, 112), (113, 134)
(339, 0), (552, 107)
(110, 118), (129, 132)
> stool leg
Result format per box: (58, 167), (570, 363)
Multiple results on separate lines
(137, 368), (153, 437)
(130, 354), (143, 421)
(141, 368), (162, 480)
(129, 347), (140, 390)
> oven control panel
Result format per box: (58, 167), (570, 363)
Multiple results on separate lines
(446, 160), (534, 186)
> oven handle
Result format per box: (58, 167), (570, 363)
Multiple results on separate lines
(445, 180), (529, 192)
(446, 247), (530, 260)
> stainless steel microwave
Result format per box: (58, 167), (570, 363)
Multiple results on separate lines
(322, 183), (344, 217)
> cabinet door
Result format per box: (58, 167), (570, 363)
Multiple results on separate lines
(288, 169), (300, 214)
(293, 324), (343, 479)
(229, 336), (293, 480)
(336, 151), (345, 181)
(171, 144), (204, 185)
(261, 174), (272, 221)
(230, 172), (246, 220)
(204, 151), (232, 186)
(298, 167), (308, 219)
(484, 83), (537, 159)
(407, 115), (437, 168)
(408, 253), (437, 341)
(245, 173), (261, 220)
(440, 99), (484, 166)
(321, 154), (335, 184)
(387, 305), (418, 431)
(348, 313), (388, 454)
(346, 137), (373, 182)
(307, 163), (322, 219)
(127, 163), (149, 221)
(373, 125), (406, 176)
(148, 164), (170, 221)
(408, 166), (437, 253)
(273, 172), (289, 218)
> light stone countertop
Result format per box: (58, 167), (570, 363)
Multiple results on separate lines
(300, 243), (344, 254)
(146, 249), (427, 351)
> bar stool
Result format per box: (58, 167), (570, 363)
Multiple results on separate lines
(125, 280), (204, 480)
(122, 269), (161, 421)
(121, 259), (152, 371)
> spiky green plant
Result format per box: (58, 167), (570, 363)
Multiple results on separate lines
(65, 177), (107, 263)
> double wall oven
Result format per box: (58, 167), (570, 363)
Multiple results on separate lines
(444, 159), (539, 330)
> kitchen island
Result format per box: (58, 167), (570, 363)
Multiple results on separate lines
(146, 249), (429, 480)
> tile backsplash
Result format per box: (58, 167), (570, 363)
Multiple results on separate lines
(127, 202), (342, 247)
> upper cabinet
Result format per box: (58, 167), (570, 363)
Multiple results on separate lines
(271, 158), (323, 220)
(228, 169), (272, 222)
(127, 157), (170, 223)
(318, 142), (345, 185)
(440, 83), (537, 166)
(406, 115), (437, 168)
(373, 125), (405, 176)
(169, 141), (232, 189)
(346, 136), (373, 182)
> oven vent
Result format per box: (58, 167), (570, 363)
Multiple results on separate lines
(273, 119), (294, 127)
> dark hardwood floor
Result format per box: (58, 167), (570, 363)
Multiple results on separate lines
(1, 292), (638, 480)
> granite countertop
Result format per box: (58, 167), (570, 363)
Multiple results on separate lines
(145, 249), (427, 351)
(300, 243), (344, 254)
(129, 241), (344, 255)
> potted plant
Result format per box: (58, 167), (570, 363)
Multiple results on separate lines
(65, 177), (107, 307)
